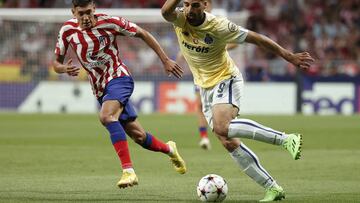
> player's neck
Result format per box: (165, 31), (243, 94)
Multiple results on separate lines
(188, 13), (206, 27)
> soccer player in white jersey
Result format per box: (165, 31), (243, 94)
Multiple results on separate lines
(53, 0), (186, 189)
(162, 0), (314, 201)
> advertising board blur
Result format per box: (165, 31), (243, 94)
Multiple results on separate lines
(12, 81), (360, 115)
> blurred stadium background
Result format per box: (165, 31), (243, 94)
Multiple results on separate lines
(0, 0), (359, 114)
(0, 0), (359, 202)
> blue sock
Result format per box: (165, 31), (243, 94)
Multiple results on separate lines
(106, 121), (127, 144)
(199, 127), (208, 138)
(142, 132), (153, 148)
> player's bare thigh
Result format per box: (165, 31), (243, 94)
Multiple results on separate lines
(212, 103), (240, 151)
(99, 100), (124, 126)
(212, 103), (238, 135)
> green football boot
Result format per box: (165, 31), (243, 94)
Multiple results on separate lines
(282, 133), (302, 160)
(259, 185), (285, 202)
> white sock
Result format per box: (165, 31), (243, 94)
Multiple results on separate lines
(229, 143), (278, 189)
(167, 144), (175, 157)
(123, 168), (135, 173)
(228, 118), (288, 145)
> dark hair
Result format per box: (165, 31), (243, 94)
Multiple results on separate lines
(72, 0), (94, 7)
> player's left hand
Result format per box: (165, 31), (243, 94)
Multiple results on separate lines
(288, 52), (315, 70)
(164, 59), (184, 78)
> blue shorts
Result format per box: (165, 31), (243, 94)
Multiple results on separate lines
(98, 76), (138, 123)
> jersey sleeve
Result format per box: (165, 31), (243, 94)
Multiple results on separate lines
(217, 17), (249, 44)
(112, 16), (138, 37)
(171, 7), (186, 28)
(54, 25), (70, 56)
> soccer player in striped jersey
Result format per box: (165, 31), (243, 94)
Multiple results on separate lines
(162, 0), (314, 201)
(53, 0), (186, 189)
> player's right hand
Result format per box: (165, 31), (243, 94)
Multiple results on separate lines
(288, 52), (315, 70)
(64, 59), (80, 76)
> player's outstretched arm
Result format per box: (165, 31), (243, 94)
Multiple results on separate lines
(161, 0), (181, 22)
(226, 43), (238, 51)
(245, 31), (315, 70)
(53, 55), (80, 77)
(135, 26), (184, 78)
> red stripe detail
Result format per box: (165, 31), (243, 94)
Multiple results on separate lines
(98, 61), (111, 92)
(127, 27), (137, 33)
(86, 30), (100, 59)
(96, 29), (115, 91)
(76, 32), (89, 63)
(121, 64), (131, 76)
(98, 29), (122, 79)
(100, 17), (137, 35)
(63, 28), (89, 64)
(63, 29), (78, 44)
(85, 30), (110, 96)
(70, 37), (98, 96)
(63, 21), (78, 27)
(112, 39), (122, 65)
(104, 68), (112, 84)
(103, 28), (118, 36)
(59, 29), (78, 56)
(92, 67), (104, 75)
(95, 13), (107, 17)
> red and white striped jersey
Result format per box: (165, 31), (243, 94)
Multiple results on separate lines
(55, 14), (138, 98)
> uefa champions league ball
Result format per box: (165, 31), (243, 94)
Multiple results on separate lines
(196, 174), (228, 202)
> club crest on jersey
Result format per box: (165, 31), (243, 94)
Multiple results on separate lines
(228, 22), (239, 32)
(87, 53), (98, 61)
(98, 36), (107, 46)
(204, 34), (214, 44)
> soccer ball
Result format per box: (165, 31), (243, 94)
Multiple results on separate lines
(196, 174), (228, 202)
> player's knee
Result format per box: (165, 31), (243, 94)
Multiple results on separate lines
(220, 139), (239, 152)
(99, 114), (114, 126)
(213, 124), (229, 137)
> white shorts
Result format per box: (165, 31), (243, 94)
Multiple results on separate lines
(199, 75), (244, 129)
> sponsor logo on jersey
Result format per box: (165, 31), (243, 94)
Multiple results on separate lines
(182, 41), (209, 53)
(86, 54), (110, 68)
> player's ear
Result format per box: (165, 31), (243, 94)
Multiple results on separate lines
(71, 8), (75, 16)
(201, 1), (207, 11)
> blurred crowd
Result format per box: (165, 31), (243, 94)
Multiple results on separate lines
(0, 0), (359, 81)
(0, 0), (167, 8)
(237, 0), (360, 80)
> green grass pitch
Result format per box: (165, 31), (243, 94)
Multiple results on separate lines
(0, 113), (359, 202)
